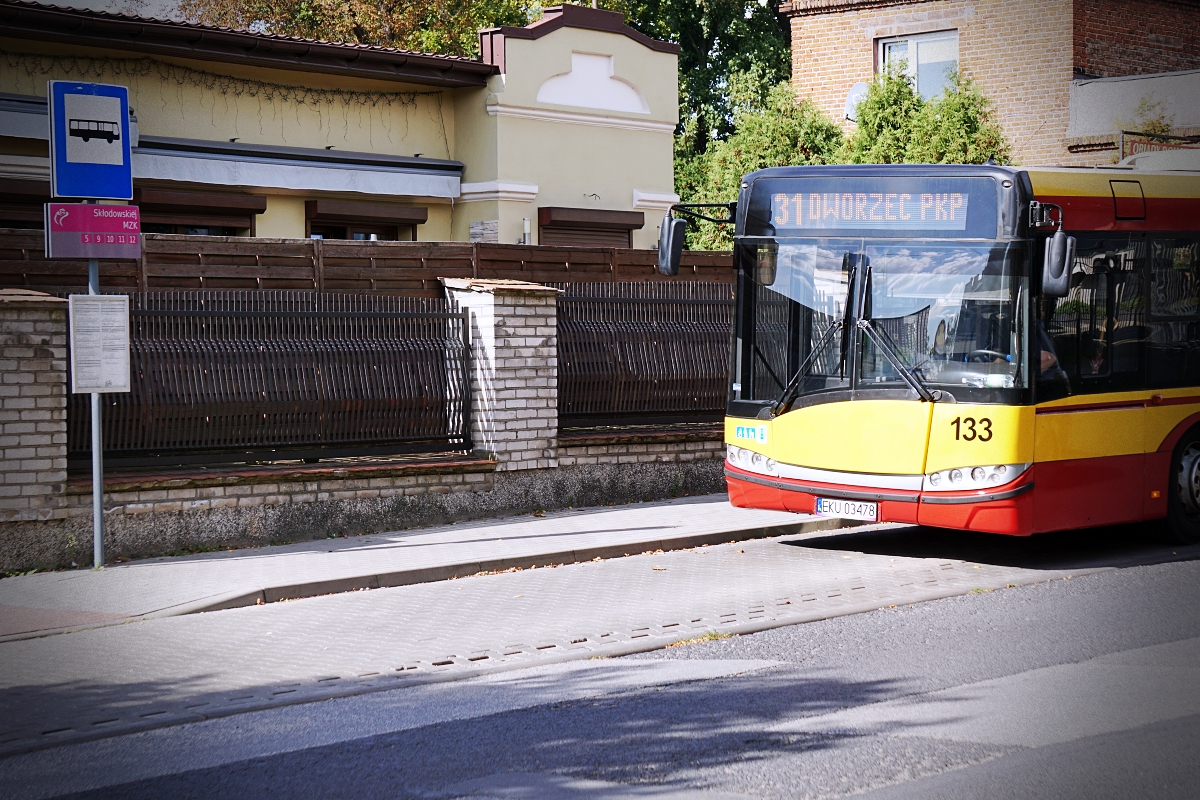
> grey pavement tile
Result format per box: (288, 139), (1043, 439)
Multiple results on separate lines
(0, 496), (823, 636)
(0, 532), (1087, 756)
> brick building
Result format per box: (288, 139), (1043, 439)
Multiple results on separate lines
(782, 0), (1200, 165)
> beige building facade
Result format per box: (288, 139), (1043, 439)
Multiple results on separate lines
(0, 2), (678, 248)
(784, 0), (1200, 166)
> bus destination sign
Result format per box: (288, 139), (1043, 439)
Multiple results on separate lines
(766, 177), (988, 233)
(772, 190), (966, 231)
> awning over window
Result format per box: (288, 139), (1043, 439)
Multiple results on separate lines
(134, 188), (267, 231)
(538, 207), (644, 248)
(132, 137), (463, 199)
(305, 200), (428, 226)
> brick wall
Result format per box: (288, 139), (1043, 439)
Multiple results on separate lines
(444, 280), (560, 471)
(1074, 0), (1200, 78)
(64, 460), (496, 519)
(0, 290), (68, 523)
(787, 0), (1076, 166)
(0, 283), (725, 571)
(558, 429), (725, 467)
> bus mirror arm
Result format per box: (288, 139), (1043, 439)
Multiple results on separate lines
(656, 203), (736, 276)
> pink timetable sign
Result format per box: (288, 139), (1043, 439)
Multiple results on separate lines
(44, 203), (141, 260)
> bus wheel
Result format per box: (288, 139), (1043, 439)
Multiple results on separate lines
(1167, 430), (1200, 545)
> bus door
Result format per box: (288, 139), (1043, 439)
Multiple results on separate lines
(1033, 234), (1147, 531)
(1143, 233), (1200, 519)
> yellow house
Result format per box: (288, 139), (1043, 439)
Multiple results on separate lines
(0, 2), (678, 248)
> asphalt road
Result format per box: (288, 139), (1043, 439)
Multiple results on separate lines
(3, 522), (1199, 799)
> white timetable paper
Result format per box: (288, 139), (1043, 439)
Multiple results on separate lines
(69, 294), (130, 393)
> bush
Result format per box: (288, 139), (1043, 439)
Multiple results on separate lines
(905, 71), (1011, 164)
(844, 66), (1010, 165)
(843, 65), (923, 165)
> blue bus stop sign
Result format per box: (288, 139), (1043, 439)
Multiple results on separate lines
(48, 81), (133, 200)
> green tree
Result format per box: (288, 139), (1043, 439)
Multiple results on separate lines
(616, 1), (791, 153)
(842, 66), (1011, 165)
(687, 81), (844, 249)
(842, 64), (922, 165)
(905, 71), (1010, 164)
(179, 0), (534, 56)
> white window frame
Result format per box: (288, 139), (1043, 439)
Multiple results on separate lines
(877, 30), (959, 100)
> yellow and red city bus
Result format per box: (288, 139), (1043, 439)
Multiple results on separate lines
(660, 163), (1200, 542)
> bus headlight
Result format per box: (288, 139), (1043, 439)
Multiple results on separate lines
(923, 463), (1030, 492)
(727, 445), (776, 474)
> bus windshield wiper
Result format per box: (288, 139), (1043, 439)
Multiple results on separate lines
(856, 319), (938, 402)
(763, 262), (859, 419)
(765, 318), (844, 418)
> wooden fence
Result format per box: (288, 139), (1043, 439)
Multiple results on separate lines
(0, 230), (733, 296)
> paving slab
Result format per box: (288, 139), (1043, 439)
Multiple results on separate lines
(0, 525), (1100, 756)
(0, 496), (850, 640)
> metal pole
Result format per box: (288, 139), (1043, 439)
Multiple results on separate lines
(88, 257), (104, 569)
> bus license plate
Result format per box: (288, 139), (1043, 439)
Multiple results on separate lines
(815, 497), (878, 521)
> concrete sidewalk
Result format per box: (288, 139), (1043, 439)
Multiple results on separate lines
(0, 495), (854, 641)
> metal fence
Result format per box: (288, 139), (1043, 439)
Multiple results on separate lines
(554, 282), (733, 428)
(68, 291), (471, 468)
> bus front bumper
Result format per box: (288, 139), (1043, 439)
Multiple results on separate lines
(724, 461), (1036, 536)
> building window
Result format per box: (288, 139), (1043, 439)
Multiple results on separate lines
(879, 31), (958, 100)
(305, 200), (426, 242)
(309, 223), (409, 241)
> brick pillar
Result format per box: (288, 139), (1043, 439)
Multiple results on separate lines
(0, 290), (69, 522)
(442, 279), (559, 471)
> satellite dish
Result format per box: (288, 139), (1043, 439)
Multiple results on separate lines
(845, 82), (869, 122)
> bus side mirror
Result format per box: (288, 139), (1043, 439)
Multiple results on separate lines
(657, 214), (686, 276)
(1042, 229), (1075, 297)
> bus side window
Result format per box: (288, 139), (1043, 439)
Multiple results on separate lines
(1043, 235), (1143, 395)
(1147, 236), (1200, 387)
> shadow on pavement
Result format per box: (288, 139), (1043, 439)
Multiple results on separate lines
(41, 668), (933, 800)
(790, 522), (1200, 572)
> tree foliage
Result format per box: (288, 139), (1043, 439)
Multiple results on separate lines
(685, 82), (844, 249)
(842, 65), (923, 164)
(179, 0), (534, 56)
(614, 0), (791, 152)
(678, 68), (1012, 248)
(844, 66), (1010, 165)
(905, 71), (1011, 164)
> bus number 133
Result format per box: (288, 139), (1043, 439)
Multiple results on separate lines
(951, 417), (992, 442)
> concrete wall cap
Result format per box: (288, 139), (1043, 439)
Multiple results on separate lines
(0, 289), (67, 304)
(441, 278), (563, 295)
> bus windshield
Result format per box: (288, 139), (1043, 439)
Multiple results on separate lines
(738, 238), (1029, 406)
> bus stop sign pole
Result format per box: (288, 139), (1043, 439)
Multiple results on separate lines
(47, 80), (135, 570)
(88, 256), (103, 568)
